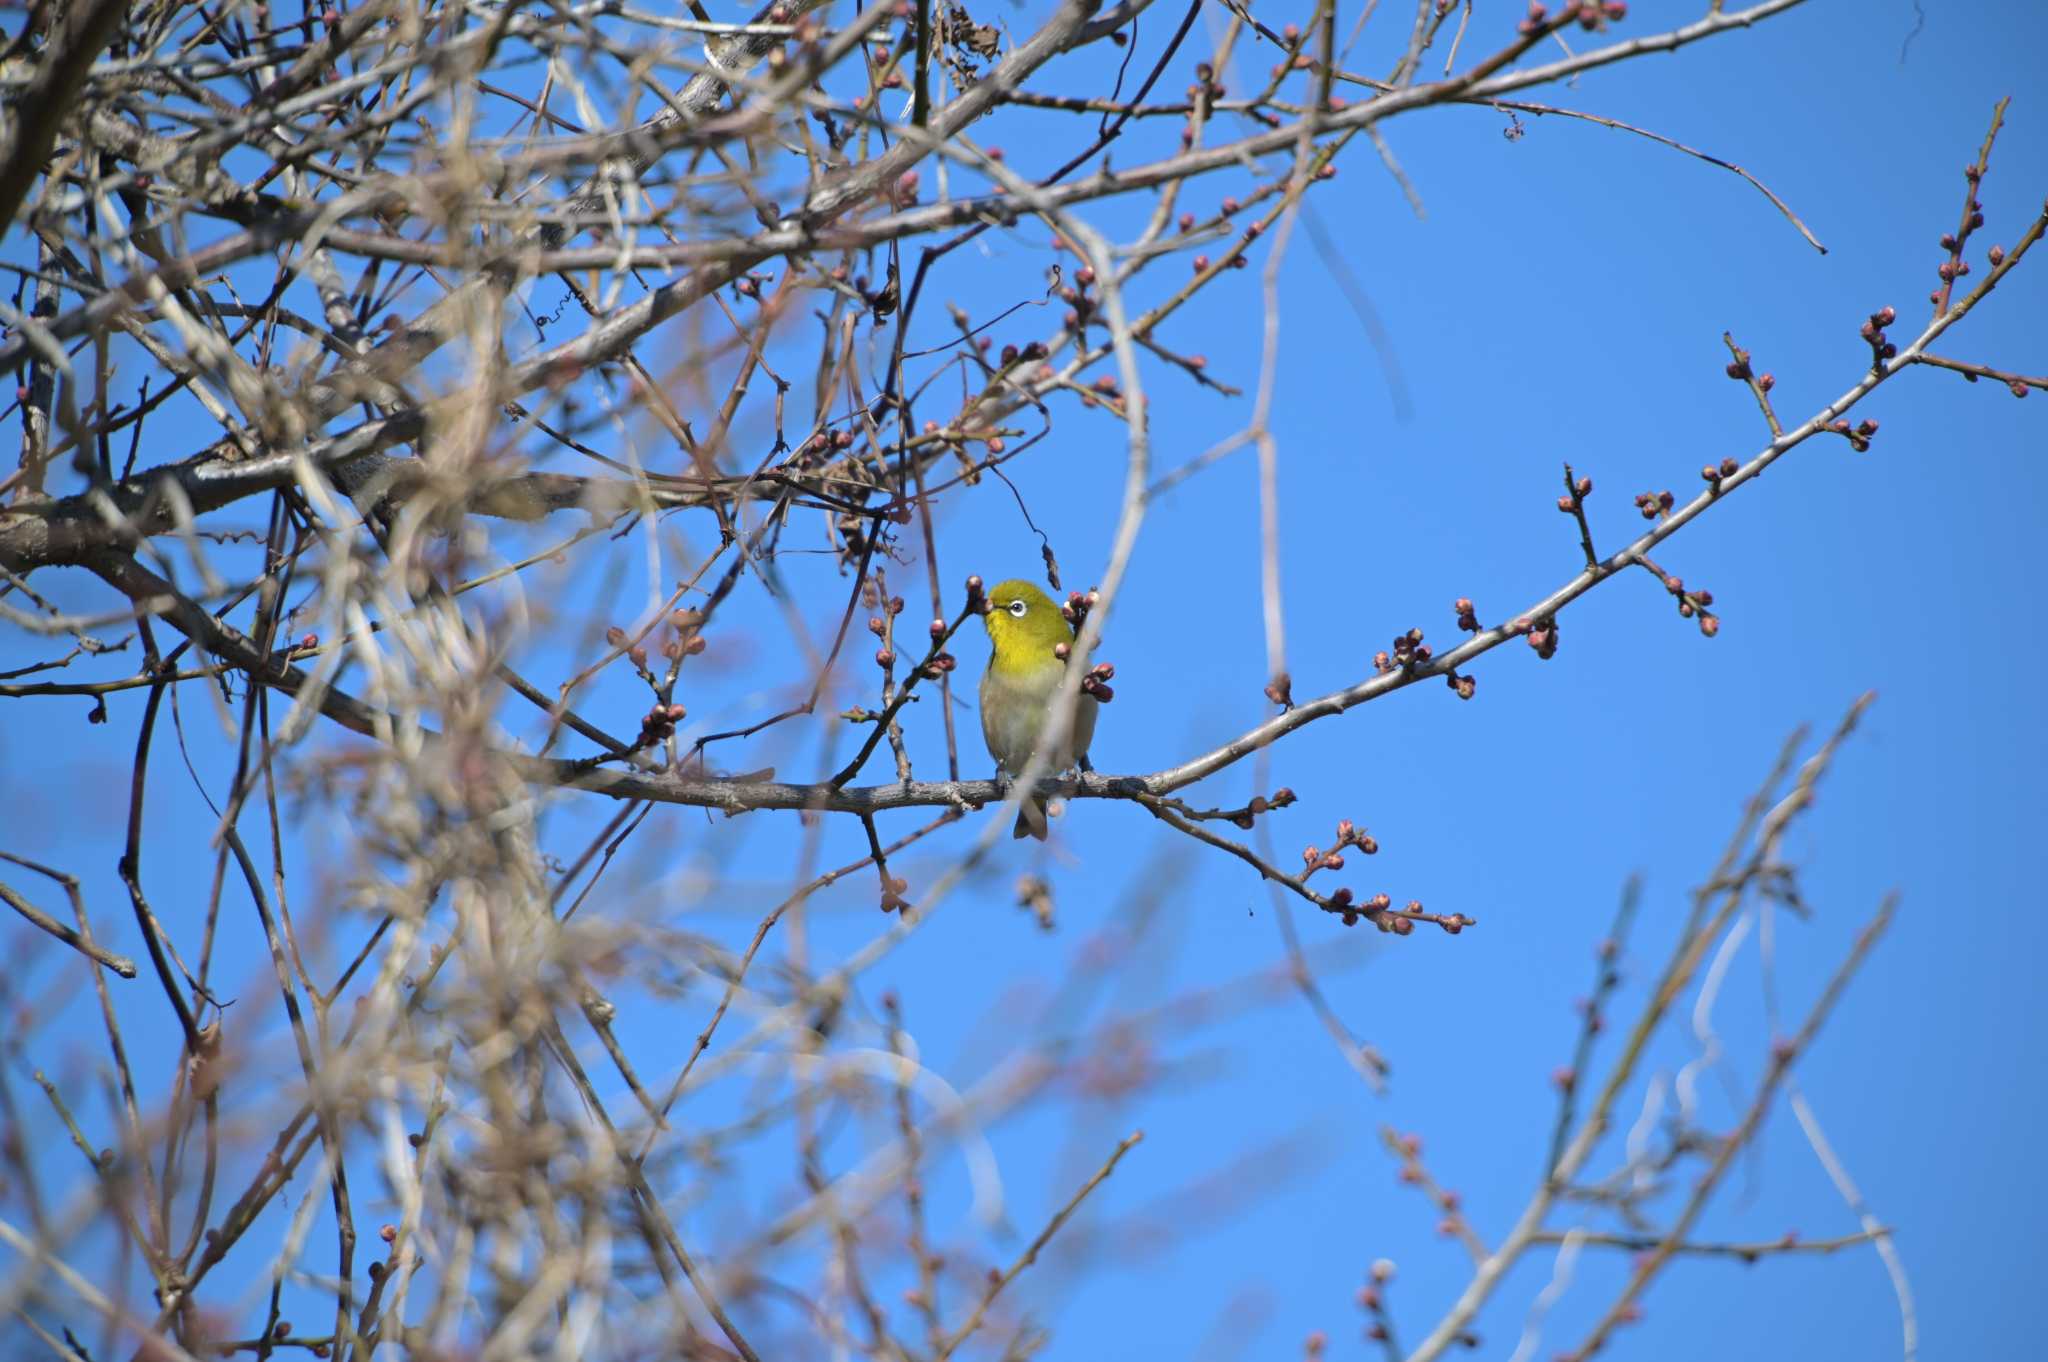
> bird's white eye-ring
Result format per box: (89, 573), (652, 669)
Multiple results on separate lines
(1006, 598), (1028, 618)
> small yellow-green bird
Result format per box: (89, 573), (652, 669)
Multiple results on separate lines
(979, 579), (1098, 840)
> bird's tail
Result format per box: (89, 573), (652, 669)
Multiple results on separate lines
(1012, 794), (1050, 841)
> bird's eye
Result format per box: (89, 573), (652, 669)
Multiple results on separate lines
(1006, 599), (1028, 618)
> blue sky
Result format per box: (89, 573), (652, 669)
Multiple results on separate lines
(3, 1), (2045, 1359)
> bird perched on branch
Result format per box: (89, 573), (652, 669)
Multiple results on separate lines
(979, 579), (1098, 840)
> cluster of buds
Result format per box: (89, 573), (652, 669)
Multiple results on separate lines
(1302, 843), (1344, 877)
(1373, 627), (1431, 675)
(1519, 614), (1560, 660)
(1370, 896), (1407, 932)
(1826, 416), (1881, 453)
(1267, 49), (1317, 79)
(1186, 61), (1227, 103)
(1302, 820), (1376, 883)
(922, 617), (958, 679)
(1335, 818), (1379, 856)
(1931, 167), (1988, 307)
(1058, 265), (1100, 333)
(1445, 670), (1476, 700)
(1049, 637), (1115, 700)
(796, 426), (856, 461)
(607, 624), (652, 673)
(1453, 597), (1480, 633)
(1518, 1), (1622, 38)
(664, 608), (706, 662)
(1267, 21), (1316, 79)
(1701, 455), (1742, 488)
(1059, 587), (1100, 631)
(1265, 671), (1293, 708)
(1860, 305), (1899, 367)
(865, 591), (905, 668)
(1555, 472), (1594, 515)
(1724, 345), (1755, 382)
(1660, 573), (1720, 636)
(638, 702), (687, 745)
(997, 339), (1050, 369)
(1226, 786), (1298, 829)
(1633, 489), (1675, 520)
(1326, 887), (1377, 928)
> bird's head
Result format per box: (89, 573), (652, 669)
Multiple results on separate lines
(983, 579), (1073, 669)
